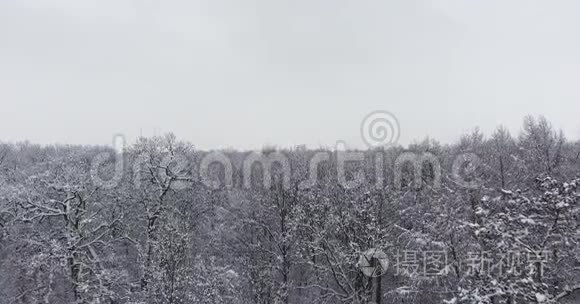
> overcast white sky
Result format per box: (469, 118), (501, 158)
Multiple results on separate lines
(1, 0), (579, 149)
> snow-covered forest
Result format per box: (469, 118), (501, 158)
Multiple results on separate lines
(0, 115), (579, 304)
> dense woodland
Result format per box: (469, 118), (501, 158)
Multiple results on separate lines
(0, 115), (579, 304)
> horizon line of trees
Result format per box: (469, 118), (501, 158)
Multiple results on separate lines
(0, 115), (579, 304)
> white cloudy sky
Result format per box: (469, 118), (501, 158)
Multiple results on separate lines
(1, 0), (579, 149)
